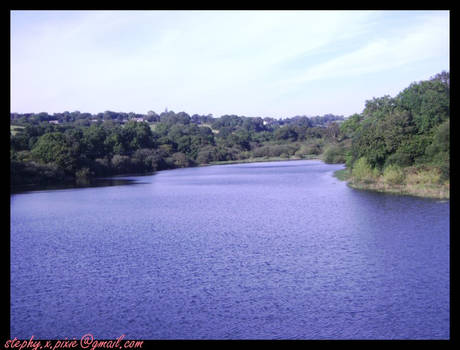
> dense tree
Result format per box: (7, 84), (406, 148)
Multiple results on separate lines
(31, 132), (79, 174)
(10, 73), (448, 192)
(339, 113), (363, 139)
(396, 72), (449, 133)
(348, 71), (449, 178)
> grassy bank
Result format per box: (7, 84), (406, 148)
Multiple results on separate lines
(334, 166), (449, 200)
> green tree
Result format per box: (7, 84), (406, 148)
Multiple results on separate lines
(122, 121), (154, 152)
(322, 144), (346, 164)
(340, 113), (363, 139)
(82, 125), (108, 159)
(396, 72), (449, 134)
(31, 132), (79, 173)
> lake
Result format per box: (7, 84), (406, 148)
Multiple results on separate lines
(10, 160), (450, 339)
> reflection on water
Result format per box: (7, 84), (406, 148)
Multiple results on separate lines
(11, 177), (148, 194)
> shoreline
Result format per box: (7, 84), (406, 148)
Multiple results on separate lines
(333, 168), (450, 200)
(12, 157), (449, 200)
(10, 156), (319, 194)
(204, 155), (319, 166)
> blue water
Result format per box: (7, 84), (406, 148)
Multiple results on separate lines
(10, 160), (450, 339)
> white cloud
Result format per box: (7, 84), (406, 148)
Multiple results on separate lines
(276, 12), (449, 90)
(10, 10), (449, 116)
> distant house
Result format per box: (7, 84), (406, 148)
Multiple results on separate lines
(133, 117), (145, 122)
(48, 120), (60, 124)
(263, 118), (276, 126)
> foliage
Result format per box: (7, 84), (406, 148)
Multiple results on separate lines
(348, 71), (449, 175)
(352, 157), (375, 183)
(10, 72), (448, 194)
(383, 164), (405, 185)
(31, 132), (80, 173)
(339, 113), (362, 138)
(322, 144), (346, 164)
(425, 118), (450, 180)
(11, 159), (69, 187)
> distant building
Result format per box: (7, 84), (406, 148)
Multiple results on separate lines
(48, 120), (60, 124)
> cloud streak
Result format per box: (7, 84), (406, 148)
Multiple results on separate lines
(11, 10), (449, 117)
(276, 13), (449, 89)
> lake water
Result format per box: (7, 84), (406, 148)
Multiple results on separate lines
(10, 160), (450, 339)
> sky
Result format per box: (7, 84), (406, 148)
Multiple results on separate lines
(10, 10), (449, 118)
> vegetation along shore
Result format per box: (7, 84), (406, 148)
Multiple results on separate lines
(10, 72), (449, 199)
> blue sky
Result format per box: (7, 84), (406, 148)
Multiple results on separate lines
(10, 10), (449, 118)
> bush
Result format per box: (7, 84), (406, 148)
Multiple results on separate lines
(373, 167), (381, 178)
(385, 151), (413, 167)
(307, 143), (323, 155)
(93, 157), (111, 176)
(111, 154), (132, 174)
(295, 143), (322, 157)
(252, 146), (269, 158)
(171, 152), (192, 168)
(75, 167), (92, 179)
(425, 121), (449, 158)
(75, 167), (92, 185)
(268, 144), (291, 157)
(132, 148), (162, 172)
(11, 160), (67, 187)
(322, 144), (345, 164)
(352, 157), (375, 183)
(383, 164), (405, 185)
(406, 167), (442, 186)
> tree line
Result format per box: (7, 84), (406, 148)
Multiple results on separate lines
(10, 71), (449, 194)
(10, 111), (344, 189)
(340, 71), (449, 191)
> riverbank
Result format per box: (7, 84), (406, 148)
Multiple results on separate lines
(11, 156), (317, 193)
(12, 156), (449, 200)
(206, 155), (319, 166)
(10, 177), (142, 194)
(334, 167), (450, 200)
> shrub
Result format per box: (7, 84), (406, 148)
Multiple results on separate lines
(111, 154), (132, 174)
(352, 157), (375, 183)
(11, 160), (67, 187)
(385, 151), (413, 167)
(383, 164), (405, 185)
(75, 167), (91, 179)
(252, 146), (269, 158)
(322, 144), (345, 164)
(171, 152), (192, 168)
(268, 144), (291, 157)
(306, 143), (322, 155)
(406, 167), (441, 186)
(93, 157), (111, 176)
(373, 167), (381, 178)
(75, 167), (92, 185)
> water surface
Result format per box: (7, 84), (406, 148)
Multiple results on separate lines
(10, 160), (450, 339)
